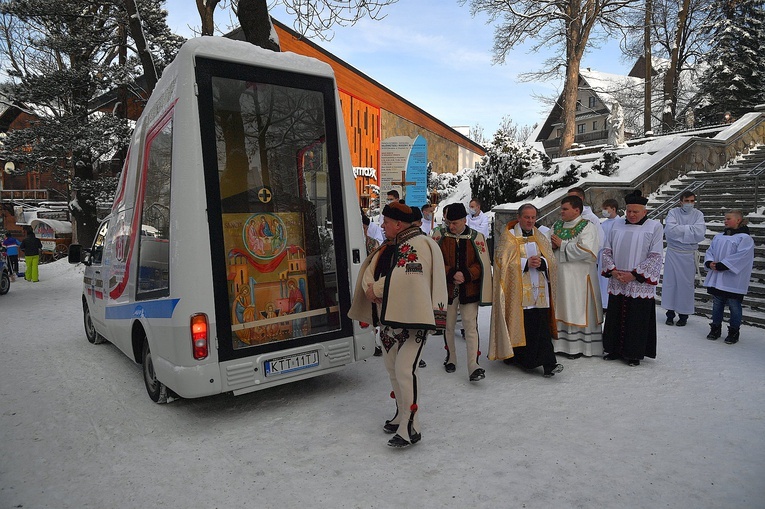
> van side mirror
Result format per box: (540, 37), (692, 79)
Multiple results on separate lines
(68, 244), (91, 266)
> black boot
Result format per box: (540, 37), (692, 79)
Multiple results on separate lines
(706, 324), (722, 340)
(724, 327), (740, 344)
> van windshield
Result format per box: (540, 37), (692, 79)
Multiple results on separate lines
(205, 72), (345, 350)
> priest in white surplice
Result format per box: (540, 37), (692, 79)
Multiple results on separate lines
(601, 191), (664, 367)
(661, 191), (705, 326)
(550, 195), (603, 358)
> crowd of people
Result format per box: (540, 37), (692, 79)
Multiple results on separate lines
(350, 188), (756, 448)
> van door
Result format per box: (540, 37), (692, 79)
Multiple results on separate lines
(84, 219), (110, 335)
(195, 58), (354, 362)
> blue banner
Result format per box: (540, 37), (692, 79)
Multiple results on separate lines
(405, 135), (428, 209)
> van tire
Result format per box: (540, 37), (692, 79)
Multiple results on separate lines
(142, 338), (168, 403)
(0, 272), (9, 295)
(84, 302), (105, 344)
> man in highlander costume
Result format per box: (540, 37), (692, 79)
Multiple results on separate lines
(489, 204), (563, 377)
(349, 202), (447, 448)
(438, 203), (492, 382)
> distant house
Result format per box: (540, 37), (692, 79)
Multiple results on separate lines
(533, 69), (643, 158)
(533, 58), (703, 158)
(0, 95), (72, 234)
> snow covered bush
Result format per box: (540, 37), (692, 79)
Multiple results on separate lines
(469, 129), (551, 208)
(591, 151), (620, 176)
(430, 169), (464, 201)
(517, 162), (583, 198)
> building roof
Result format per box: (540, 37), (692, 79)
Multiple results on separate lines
(579, 68), (643, 111)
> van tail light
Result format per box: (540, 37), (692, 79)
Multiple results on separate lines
(190, 313), (209, 360)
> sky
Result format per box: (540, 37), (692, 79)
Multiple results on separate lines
(163, 0), (635, 138)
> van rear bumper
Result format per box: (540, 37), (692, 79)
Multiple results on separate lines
(219, 337), (358, 395)
(152, 354), (223, 399)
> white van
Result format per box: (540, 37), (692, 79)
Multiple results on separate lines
(70, 37), (374, 402)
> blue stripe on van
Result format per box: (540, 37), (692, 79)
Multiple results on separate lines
(105, 299), (180, 320)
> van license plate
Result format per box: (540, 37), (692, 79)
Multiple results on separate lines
(265, 351), (320, 376)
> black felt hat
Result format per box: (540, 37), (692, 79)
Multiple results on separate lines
(625, 190), (648, 206)
(382, 202), (419, 223)
(445, 202), (468, 221)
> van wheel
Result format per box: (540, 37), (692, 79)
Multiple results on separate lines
(142, 338), (168, 403)
(0, 272), (9, 295)
(83, 302), (105, 344)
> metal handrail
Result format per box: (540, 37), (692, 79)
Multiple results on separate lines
(749, 159), (765, 211)
(649, 180), (708, 220)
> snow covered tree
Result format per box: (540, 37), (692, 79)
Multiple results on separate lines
(470, 127), (551, 208)
(463, 0), (638, 156)
(0, 0), (183, 246)
(697, 0), (765, 124)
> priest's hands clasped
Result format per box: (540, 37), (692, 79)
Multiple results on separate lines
(612, 269), (636, 283)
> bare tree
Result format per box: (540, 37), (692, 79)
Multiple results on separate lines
(644, 0), (652, 133)
(194, 0), (398, 51)
(196, 0), (223, 36)
(621, 0), (713, 132)
(496, 115), (535, 143)
(463, 0), (637, 156)
(469, 123), (488, 146)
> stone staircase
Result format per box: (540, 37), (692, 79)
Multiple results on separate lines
(649, 145), (765, 328)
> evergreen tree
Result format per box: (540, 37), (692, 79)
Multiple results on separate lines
(0, 0), (183, 246)
(470, 127), (550, 209)
(698, 0), (765, 123)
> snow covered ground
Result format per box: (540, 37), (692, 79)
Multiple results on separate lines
(1, 260), (764, 508)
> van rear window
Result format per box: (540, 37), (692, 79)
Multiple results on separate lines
(208, 75), (343, 349)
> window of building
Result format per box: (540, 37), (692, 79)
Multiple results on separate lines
(592, 121), (598, 131)
(588, 96), (597, 109)
(576, 100), (582, 111)
(556, 128), (563, 138)
(577, 124), (585, 134)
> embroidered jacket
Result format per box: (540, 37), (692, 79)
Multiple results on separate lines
(438, 226), (492, 306)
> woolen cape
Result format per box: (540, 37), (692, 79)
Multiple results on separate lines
(348, 226), (448, 331)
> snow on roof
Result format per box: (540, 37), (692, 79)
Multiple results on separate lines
(30, 218), (72, 234)
(180, 37), (334, 78)
(579, 69), (643, 112)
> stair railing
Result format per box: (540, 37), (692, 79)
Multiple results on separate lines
(747, 159), (765, 213)
(649, 180), (708, 221)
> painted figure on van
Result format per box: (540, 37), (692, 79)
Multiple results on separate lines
(229, 212), (311, 346)
(348, 202), (448, 448)
(243, 213), (287, 260)
(288, 278), (306, 336)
